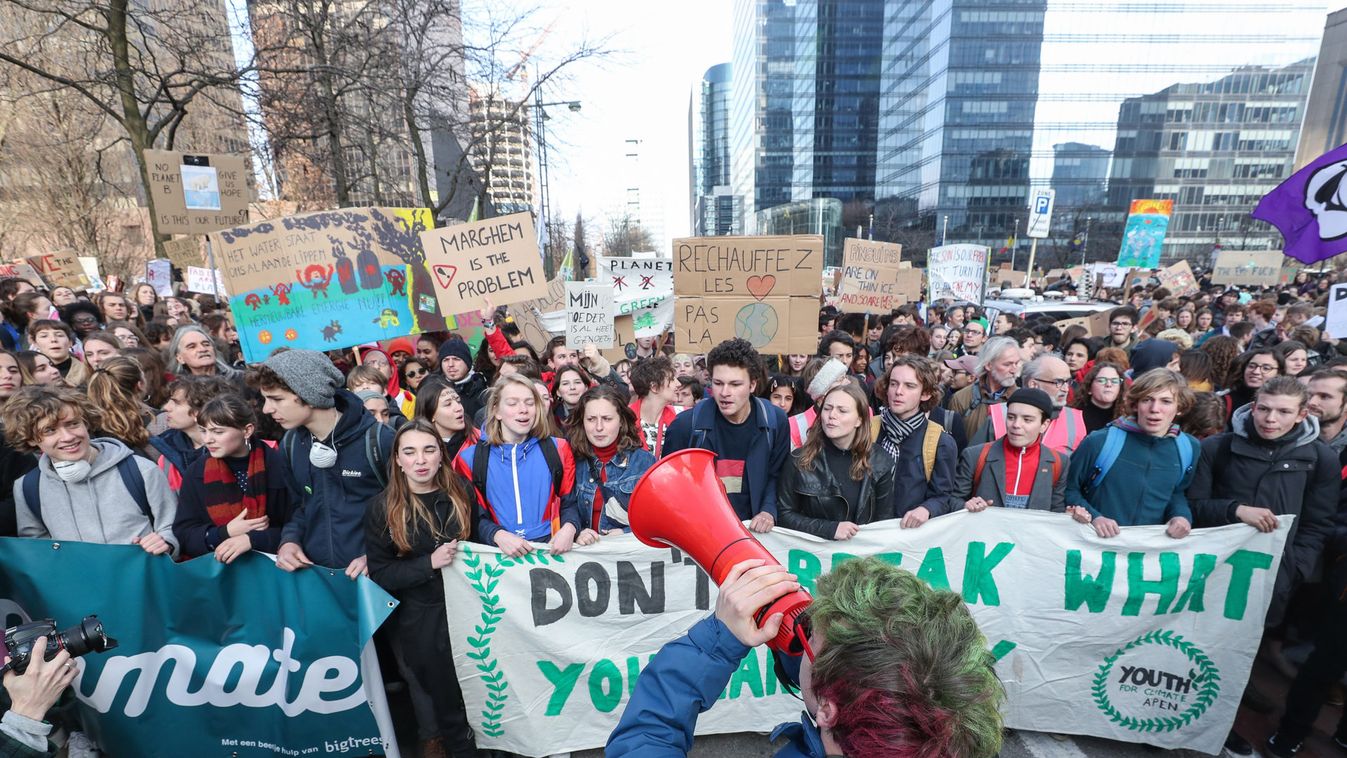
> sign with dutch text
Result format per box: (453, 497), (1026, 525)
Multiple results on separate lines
(564, 281), (616, 349)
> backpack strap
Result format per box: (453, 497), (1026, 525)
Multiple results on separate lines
(1088, 426), (1127, 494)
(115, 457), (153, 523)
(971, 443), (993, 492)
(921, 421), (943, 482)
(471, 442), (491, 498)
(364, 423), (387, 488)
(281, 428), (299, 474)
(21, 469), (42, 531)
(538, 437), (564, 496)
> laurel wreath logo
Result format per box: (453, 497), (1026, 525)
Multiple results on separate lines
(460, 545), (566, 738)
(1092, 629), (1220, 733)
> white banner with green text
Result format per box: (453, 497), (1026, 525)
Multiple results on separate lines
(443, 509), (1289, 756)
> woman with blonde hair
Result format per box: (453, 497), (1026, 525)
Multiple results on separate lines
(777, 383), (895, 540)
(452, 373), (579, 557)
(365, 419), (478, 758)
(86, 356), (155, 456)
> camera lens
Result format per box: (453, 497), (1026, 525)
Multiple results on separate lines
(60, 616), (117, 658)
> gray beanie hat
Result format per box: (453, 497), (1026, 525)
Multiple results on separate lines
(263, 349), (345, 409)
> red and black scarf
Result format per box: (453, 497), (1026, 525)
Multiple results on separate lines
(202, 444), (269, 526)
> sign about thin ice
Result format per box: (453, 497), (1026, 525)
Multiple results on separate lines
(565, 281), (616, 349)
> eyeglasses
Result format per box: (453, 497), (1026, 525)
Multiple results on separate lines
(964, 328), (984, 336)
(1110, 320), (1133, 328)
(1034, 377), (1072, 389)
(406, 368), (427, 378)
(1247, 363), (1278, 374)
(1094, 377), (1124, 386)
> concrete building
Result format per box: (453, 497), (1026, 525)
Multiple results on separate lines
(467, 91), (536, 216)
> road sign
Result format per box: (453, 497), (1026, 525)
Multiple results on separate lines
(1027, 188), (1055, 239)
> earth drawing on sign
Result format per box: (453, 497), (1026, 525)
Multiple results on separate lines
(734, 302), (778, 347)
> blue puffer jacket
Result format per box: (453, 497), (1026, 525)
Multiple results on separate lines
(1064, 419), (1199, 526)
(565, 447), (656, 532)
(278, 390), (393, 568)
(607, 615), (824, 757)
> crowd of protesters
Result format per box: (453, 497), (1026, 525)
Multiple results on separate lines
(0, 265), (1344, 758)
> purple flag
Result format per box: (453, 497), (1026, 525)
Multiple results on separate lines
(1253, 142), (1347, 264)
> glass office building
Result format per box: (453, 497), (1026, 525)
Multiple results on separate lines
(690, 63), (742, 236)
(875, 0), (1325, 258)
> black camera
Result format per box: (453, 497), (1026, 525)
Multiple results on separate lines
(0, 616), (118, 675)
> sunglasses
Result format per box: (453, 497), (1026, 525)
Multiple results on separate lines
(406, 368), (427, 378)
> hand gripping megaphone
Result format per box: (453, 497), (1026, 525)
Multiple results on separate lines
(628, 449), (813, 656)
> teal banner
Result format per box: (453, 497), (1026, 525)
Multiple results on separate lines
(0, 539), (397, 756)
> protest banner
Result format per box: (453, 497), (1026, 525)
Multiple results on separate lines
(1116, 199), (1173, 268)
(1157, 259), (1199, 296)
(597, 255), (674, 337)
(77, 257), (106, 293)
(186, 265), (229, 296)
(565, 281), (616, 349)
(144, 150), (250, 234)
(421, 212), (548, 314)
(163, 235), (204, 270)
(992, 268), (1028, 289)
(26, 250), (91, 289)
(1326, 282), (1347, 338)
(1211, 251), (1285, 287)
(0, 260), (46, 287)
(672, 235), (823, 354)
(217, 207), (445, 363)
(0, 539), (397, 757)
(444, 510), (1287, 757)
(145, 258), (174, 296)
(927, 244), (989, 303)
(836, 239), (906, 313)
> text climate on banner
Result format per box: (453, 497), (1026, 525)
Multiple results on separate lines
(442, 511), (1288, 757)
(421, 212), (548, 314)
(564, 281), (616, 349)
(672, 235), (823, 355)
(0, 539), (396, 757)
(217, 207), (446, 362)
(927, 244), (989, 303)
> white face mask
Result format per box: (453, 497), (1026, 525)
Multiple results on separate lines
(309, 441), (338, 469)
(53, 459), (92, 483)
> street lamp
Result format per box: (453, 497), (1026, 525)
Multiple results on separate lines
(529, 90), (581, 275)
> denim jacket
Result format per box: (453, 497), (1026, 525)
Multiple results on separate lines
(565, 448), (657, 532)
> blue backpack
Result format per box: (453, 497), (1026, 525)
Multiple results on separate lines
(21, 457), (152, 532)
(1087, 425), (1195, 495)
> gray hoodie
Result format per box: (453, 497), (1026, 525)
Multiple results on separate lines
(13, 438), (179, 556)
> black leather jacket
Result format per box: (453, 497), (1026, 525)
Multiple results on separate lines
(777, 446), (896, 539)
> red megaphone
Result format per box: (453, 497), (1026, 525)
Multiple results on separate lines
(628, 448), (812, 656)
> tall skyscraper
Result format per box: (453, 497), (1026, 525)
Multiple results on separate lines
(467, 90), (536, 216)
(690, 63), (741, 235)
(1296, 8), (1347, 171)
(1108, 61), (1313, 260)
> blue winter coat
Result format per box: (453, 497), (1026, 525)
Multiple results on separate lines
(607, 615), (825, 757)
(661, 397), (790, 519)
(565, 447), (656, 532)
(1064, 422), (1199, 526)
(278, 390), (394, 568)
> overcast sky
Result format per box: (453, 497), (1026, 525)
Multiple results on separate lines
(486, 0), (733, 252)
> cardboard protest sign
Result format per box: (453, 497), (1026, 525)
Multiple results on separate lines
(1053, 311), (1111, 338)
(598, 256), (674, 337)
(927, 244), (988, 303)
(1210, 251), (1284, 287)
(0, 260), (46, 287)
(993, 268), (1028, 288)
(445, 510), (1287, 756)
(600, 314), (639, 363)
(26, 250), (90, 289)
(672, 235), (823, 354)
(186, 266), (228, 296)
(162, 236), (204, 270)
(564, 282), (616, 349)
(1156, 260), (1198, 296)
(217, 207), (445, 362)
(144, 150), (250, 234)
(421, 212), (548, 314)
(146, 259), (174, 296)
(836, 239), (907, 313)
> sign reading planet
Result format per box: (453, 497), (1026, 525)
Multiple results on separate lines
(734, 302), (779, 347)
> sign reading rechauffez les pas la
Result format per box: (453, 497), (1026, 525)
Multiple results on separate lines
(442, 510), (1289, 757)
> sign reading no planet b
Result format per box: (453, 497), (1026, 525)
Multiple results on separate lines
(144, 150), (251, 235)
(421, 212), (548, 314)
(443, 510), (1287, 757)
(564, 281), (616, 349)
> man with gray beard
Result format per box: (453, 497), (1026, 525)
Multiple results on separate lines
(946, 336), (1022, 441)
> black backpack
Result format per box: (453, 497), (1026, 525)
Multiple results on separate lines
(280, 423), (388, 489)
(21, 457), (152, 532)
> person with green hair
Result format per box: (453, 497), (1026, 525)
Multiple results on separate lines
(607, 556), (1004, 757)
